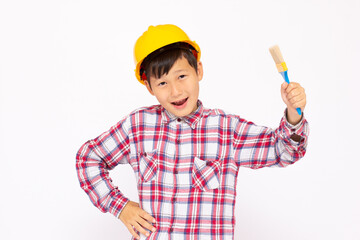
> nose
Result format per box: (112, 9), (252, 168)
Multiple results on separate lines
(170, 82), (182, 97)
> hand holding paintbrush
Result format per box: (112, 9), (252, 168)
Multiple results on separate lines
(269, 45), (306, 125)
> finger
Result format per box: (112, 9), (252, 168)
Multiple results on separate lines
(285, 82), (300, 94)
(125, 223), (140, 240)
(139, 210), (156, 224)
(287, 89), (303, 100)
(289, 95), (305, 105)
(289, 93), (305, 104)
(138, 217), (156, 233)
(133, 221), (151, 238)
(293, 98), (306, 109)
(287, 88), (305, 103)
(289, 99), (305, 110)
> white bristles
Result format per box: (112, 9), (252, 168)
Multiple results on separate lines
(269, 45), (285, 64)
(269, 45), (288, 72)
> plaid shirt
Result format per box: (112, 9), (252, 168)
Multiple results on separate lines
(76, 100), (309, 240)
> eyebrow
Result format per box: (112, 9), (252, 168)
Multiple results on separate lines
(172, 69), (189, 74)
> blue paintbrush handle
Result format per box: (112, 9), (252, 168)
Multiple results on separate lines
(280, 71), (302, 116)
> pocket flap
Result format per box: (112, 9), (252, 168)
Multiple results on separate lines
(139, 150), (158, 182)
(192, 157), (221, 191)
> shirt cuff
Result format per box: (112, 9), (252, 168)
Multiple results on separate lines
(281, 109), (308, 145)
(108, 192), (130, 218)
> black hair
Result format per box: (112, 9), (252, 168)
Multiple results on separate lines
(140, 42), (198, 86)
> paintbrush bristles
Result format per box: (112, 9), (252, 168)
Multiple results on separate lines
(269, 45), (288, 72)
(269, 45), (284, 64)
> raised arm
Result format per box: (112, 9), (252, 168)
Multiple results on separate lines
(232, 113), (309, 169)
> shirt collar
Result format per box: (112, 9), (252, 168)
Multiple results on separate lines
(161, 100), (204, 129)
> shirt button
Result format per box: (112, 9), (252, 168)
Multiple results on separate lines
(177, 118), (181, 122)
(174, 170), (178, 174)
(143, 152), (147, 157)
(172, 197), (176, 202)
(176, 139), (180, 144)
(169, 228), (173, 233)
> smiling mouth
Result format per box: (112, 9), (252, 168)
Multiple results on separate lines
(172, 98), (188, 106)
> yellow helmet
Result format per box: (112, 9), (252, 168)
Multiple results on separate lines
(134, 24), (201, 84)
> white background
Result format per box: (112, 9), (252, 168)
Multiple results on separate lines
(1, 0), (359, 239)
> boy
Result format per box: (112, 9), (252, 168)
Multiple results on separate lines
(76, 24), (308, 240)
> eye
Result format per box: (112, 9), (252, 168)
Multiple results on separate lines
(158, 81), (166, 87)
(179, 75), (186, 79)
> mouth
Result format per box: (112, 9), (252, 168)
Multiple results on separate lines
(171, 97), (188, 108)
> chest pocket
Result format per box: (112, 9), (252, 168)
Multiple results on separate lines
(192, 157), (221, 191)
(139, 150), (158, 182)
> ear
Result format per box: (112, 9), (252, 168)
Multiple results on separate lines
(144, 80), (155, 96)
(197, 61), (204, 82)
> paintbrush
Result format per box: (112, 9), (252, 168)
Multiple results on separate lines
(269, 45), (302, 115)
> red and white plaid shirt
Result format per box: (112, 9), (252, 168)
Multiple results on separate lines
(76, 100), (309, 240)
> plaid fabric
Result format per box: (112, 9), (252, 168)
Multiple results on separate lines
(76, 100), (309, 240)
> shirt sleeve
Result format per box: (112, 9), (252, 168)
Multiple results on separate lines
(76, 116), (131, 218)
(232, 110), (309, 169)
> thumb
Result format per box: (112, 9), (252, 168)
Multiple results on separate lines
(280, 82), (289, 105)
(281, 82), (288, 90)
(280, 82), (288, 96)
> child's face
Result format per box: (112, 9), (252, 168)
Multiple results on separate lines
(144, 57), (203, 117)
